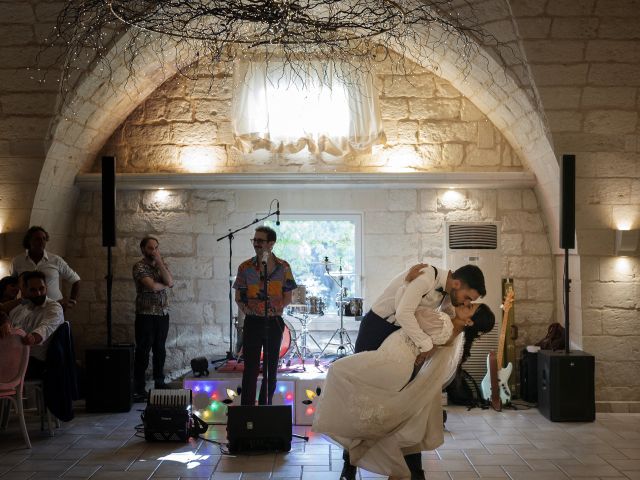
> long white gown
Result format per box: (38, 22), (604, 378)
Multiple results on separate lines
(312, 308), (464, 477)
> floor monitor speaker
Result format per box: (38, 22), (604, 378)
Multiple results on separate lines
(538, 350), (594, 422)
(226, 405), (292, 453)
(85, 345), (133, 413)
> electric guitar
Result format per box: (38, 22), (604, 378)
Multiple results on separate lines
(480, 289), (515, 407)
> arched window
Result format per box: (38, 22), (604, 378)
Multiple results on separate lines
(232, 61), (385, 156)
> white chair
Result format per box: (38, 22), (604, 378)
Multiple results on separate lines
(0, 328), (31, 449)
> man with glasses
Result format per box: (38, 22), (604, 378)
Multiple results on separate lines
(233, 226), (297, 405)
(132, 236), (174, 400)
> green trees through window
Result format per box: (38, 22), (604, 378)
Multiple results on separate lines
(265, 219), (358, 313)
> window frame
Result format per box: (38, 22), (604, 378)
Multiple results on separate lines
(261, 212), (363, 297)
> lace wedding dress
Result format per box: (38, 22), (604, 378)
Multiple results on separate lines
(312, 309), (464, 477)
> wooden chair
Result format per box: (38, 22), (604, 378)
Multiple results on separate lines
(0, 328), (31, 448)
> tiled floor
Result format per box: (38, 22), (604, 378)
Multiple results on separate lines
(1, 403), (639, 480)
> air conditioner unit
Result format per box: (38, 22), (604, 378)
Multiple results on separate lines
(445, 222), (502, 385)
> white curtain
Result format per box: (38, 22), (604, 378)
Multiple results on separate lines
(232, 61), (385, 156)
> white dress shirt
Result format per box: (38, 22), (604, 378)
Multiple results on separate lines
(11, 250), (81, 301)
(9, 298), (64, 361)
(371, 265), (453, 353)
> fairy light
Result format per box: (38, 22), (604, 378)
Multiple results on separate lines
(44, 0), (518, 111)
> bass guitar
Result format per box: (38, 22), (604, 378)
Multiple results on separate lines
(480, 289), (514, 408)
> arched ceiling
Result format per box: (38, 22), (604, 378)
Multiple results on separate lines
(34, 24), (560, 253)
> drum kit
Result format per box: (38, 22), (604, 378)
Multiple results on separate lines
(234, 258), (364, 370)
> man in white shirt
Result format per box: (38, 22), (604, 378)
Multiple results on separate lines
(340, 264), (486, 480)
(0, 270), (64, 378)
(11, 226), (81, 310)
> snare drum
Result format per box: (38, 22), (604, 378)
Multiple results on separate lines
(307, 296), (325, 315)
(287, 304), (309, 316)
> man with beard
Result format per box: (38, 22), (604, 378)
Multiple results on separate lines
(133, 236), (174, 399)
(233, 226), (296, 406)
(339, 263), (486, 480)
(0, 270), (64, 379)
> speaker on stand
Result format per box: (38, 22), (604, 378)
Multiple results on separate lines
(537, 154), (595, 422)
(85, 156), (133, 413)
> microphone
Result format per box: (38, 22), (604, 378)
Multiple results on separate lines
(262, 251), (269, 265)
(276, 200), (280, 226)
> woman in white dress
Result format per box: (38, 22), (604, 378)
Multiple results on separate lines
(312, 300), (495, 478)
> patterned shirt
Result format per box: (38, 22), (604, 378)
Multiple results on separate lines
(133, 260), (169, 316)
(233, 255), (297, 316)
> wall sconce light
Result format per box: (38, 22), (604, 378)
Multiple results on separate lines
(615, 229), (639, 256)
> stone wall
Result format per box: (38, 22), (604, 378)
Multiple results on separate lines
(66, 186), (553, 384)
(95, 62), (524, 173)
(511, 0), (640, 411)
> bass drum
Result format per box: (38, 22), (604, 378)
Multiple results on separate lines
(237, 317), (296, 360)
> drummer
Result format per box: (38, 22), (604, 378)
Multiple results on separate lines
(233, 226), (297, 405)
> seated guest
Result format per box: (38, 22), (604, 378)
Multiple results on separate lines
(0, 276), (19, 302)
(0, 270), (64, 379)
(0, 270), (77, 421)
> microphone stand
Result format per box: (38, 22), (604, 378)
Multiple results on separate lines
(262, 253), (308, 442)
(212, 205), (280, 368)
(262, 257), (271, 404)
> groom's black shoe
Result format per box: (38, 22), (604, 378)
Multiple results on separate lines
(410, 469), (426, 480)
(339, 463), (357, 480)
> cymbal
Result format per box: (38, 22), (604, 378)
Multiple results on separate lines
(324, 271), (359, 276)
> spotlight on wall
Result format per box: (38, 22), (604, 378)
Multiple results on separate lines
(615, 229), (639, 256)
(154, 188), (170, 202)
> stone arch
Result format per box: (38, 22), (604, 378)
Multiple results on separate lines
(35, 29), (559, 254)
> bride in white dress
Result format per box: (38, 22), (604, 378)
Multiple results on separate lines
(312, 299), (495, 477)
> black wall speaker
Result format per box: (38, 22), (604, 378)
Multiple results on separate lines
(560, 154), (575, 249)
(226, 405), (292, 453)
(101, 156), (116, 247)
(538, 350), (595, 422)
(85, 346), (133, 413)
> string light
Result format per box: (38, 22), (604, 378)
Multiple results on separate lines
(45, 0), (520, 109)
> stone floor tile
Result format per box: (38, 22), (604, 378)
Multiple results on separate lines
(473, 465), (508, 477)
(423, 459), (474, 472)
(61, 465), (102, 478)
(557, 464), (623, 477)
(467, 454), (526, 466)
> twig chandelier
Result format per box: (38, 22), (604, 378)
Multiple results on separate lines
(51, 0), (513, 102)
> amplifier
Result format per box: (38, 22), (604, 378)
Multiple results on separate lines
(538, 350), (595, 422)
(227, 405), (292, 453)
(142, 389), (192, 442)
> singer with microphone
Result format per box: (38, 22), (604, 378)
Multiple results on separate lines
(233, 226), (297, 405)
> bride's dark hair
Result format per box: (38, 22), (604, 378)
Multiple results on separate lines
(461, 303), (495, 363)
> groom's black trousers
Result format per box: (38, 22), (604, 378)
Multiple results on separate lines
(343, 309), (423, 473)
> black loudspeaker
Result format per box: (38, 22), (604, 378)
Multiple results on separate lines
(560, 154), (575, 249)
(226, 405), (292, 453)
(538, 350), (595, 422)
(519, 349), (538, 403)
(102, 156), (116, 247)
(85, 345), (133, 413)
